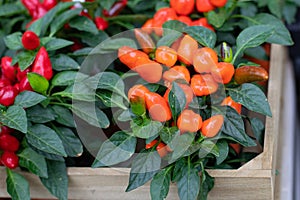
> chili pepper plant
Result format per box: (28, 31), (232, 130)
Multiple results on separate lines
(0, 0), (297, 200)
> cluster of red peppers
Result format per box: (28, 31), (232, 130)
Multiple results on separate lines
(141, 0), (229, 34)
(0, 30), (52, 107)
(0, 126), (20, 169)
(118, 29), (269, 157)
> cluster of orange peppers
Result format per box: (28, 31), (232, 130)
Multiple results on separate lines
(118, 29), (265, 157)
(142, 0), (228, 34)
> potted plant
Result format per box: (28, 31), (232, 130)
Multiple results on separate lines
(0, 0), (296, 199)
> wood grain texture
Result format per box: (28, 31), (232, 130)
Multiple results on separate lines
(0, 45), (286, 200)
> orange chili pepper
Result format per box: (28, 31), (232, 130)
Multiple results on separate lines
(134, 29), (155, 54)
(145, 92), (172, 122)
(211, 62), (235, 84)
(191, 74), (218, 96)
(177, 109), (202, 133)
(193, 47), (218, 74)
(234, 66), (269, 85)
(155, 46), (178, 67)
(177, 34), (198, 66)
(201, 114), (224, 137)
(221, 96), (242, 114)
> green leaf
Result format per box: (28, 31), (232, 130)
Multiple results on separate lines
(51, 105), (76, 128)
(27, 72), (49, 94)
(50, 8), (82, 37)
(97, 90), (127, 110)
(26, 104), (56, 123)
(29, 144), (64, 162)
(282, 3), (298, 24)
(215, 140), (229, 165)
(160, 126), (179, 144)
(0, 3), (25, 17)
(51, 71), (79, 87)
(27, 124), (67, 157)
(0, 105), (27, 133)
(184, 26), (216, 48)
(218, 106), (257, 147)
(44, 37), (74, 51)
(3, 32), (22, 50)
(99, 0), (117, 10)
(207, 9), (227, 28)
(14, 91), (47, 108)
(131, 119), (162, 139)
(150, 167), (171, 200)
(69, 16), (99, 35)
(92, 131), (136, 167)
(162, 20), (187, 35)
(28, 2), (75, 36)
(55, 127), (83, 157)
(168, 82), (186, 121)
(198, 170), (214, 200)
(251, 13), (294, 45)
(18, 148), (48, 178)
(6, 169), (30, 200)
(250, 117), (265, 146)
(126, 151), (161, 192)
(51, 54), (80, 71)
(40, 160), (68, 200)
(53, 84), (95, 101)
(80, 31), (109, 47)
(72, 101), (110, 128)
(233, 25), (274, 63)
(198, 140), (219, 158)
(228, 83), (272, 116)
(168, 132), (195, 163)
(268, 0), (283, 19)
(157, 32), (182, 47)
(177, 161), (200, 200)
(93, 38), (137, 54)
(12, 50), (36, 71)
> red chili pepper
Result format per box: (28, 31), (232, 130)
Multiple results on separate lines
(19, 77), (33, 92)
(0, 126), (13, 136)
(21, 0), (39, 17)
(0, 134), (20, 152)
(42, 0), (57, 11)
(103, 0), (127, 17)
(145, 92), (172, 122)
(0, 151), (19, 169)
(94, 17), (109, 30)
(33, 4), (48, 20)
(0, 85), (19, 106)
(1, 56), (17, 83)
(21, 31), (40, 50)
(31, 46), (53, 80)
(16, 68), (30, 82)
(0, 79), (11, 88)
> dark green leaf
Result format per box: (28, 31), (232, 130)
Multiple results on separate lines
(29, 144), (64, 161)
(51, 71), (79, 87)
(168, 133), (195, 163)
(55, 127), (83, 157)
(92, 131), (136, 167)
(3, 32), (22, 50)
(228, 83), (272, 116)
(99, 0), (117, 10)
(14, 91), (46, 108)
(71, 47), (93, 56)
(26, 104), (56, 123)
(0, 3), (25, 17)
(207, 10), (227, 28)
(18, 148), (48, 178)
(80, 31), (109, 47)
(69, 16), (99, 35)
(27, 72), (49, 94)
(168, 82), (186, 121)
(283, 3), (297, 24)
(198, 170), (214, 200)
(40, 160), (68, 200)
(53, 84), (95, 101)
(51, 54), (80, 71)
(72, 101), (110, 128)
(150, 167), (171, 200)
(27, 124), (67, 157)
(97, 90), (127, 110)
(117, 109), (133, 122)
(12, 50), (36, 71)
(28, 2), (75, 36)
(0, 105), (27, 133)
(131, 119), (162, 139)
(215, 140), (229, 165)
(198, 140), (219, 158)
(163, 20), (187, 35)
(51, 105), (76, 128)
(6, 169), (30, 200)
(50, 8), (82, 37)
(251, 13), (294, 45)
(250, 117), (265, 146)
(126, 151), (161, 192)
(184, 26), (216, 48)
(177, 161), (200, 200)
(93, 38), (137, 54)
(44, 38), (74, 51)
(157, 32), (182, 47)
(267, 0), (283, 19)
(160, 126), (179, 144)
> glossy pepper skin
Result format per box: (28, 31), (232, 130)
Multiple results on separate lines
(177, 109), (202, 133)
(94, 17), (109, 30)
(103, 0), (127, 17)
(211, 62), (235, 84)
(0, 134), (20, 152)
(0, 151), (19, 169)
(221, 96), (242, 114)
(145, 139), (158, 149)
(201, 114), (224, 138)
(163, 65), (191, 84)
(193, 47), (218, 74)
(196, 0), (215, 13)
(234, 66), (269, 84)
(170, 0), (195, 16)
(31, 46), (53, 80)
(118, 46), (148, 69)
(21, 31), (40, 50)
(134, 29), (155, 54)
(42, 0), (57, 11)
(0, 85), (19, 106)
(134, 57), (163, 83)
(155, 46), (177, 67)
(1, 56), (17, 82)
(191, 74), (218, 96)
(177, 35), (198, 66)
(145, 92), (172, 122)
(0, 126), (12, 136)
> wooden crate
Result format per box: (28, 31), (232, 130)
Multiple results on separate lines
(0, 44), (288, 200)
